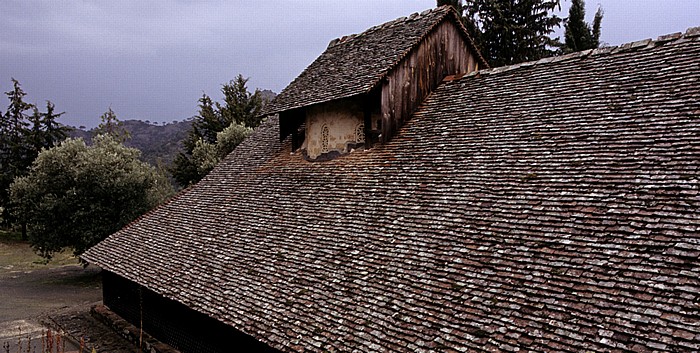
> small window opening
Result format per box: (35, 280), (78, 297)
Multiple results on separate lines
(356, 123), (365, 143)
(321, 125), (330, 153)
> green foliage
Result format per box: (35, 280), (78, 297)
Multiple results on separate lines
(190, 122), (253, 176)
(0, 80), (71, 233)
(457, 0), (563, 67)
(219, 75), (264, 128)
(438, 0), (463, 11)
(191, 138), (220, 175)
(563, 0), (603, 53)
(170, 74), (262, 187)
(42, 101), (70, 148)
(93, 107), (131, 142)
(592, 7), (603, 47)
(0, 78), (32, 175)
(216, 122), (254, 157)
(9, 135), (174, 259)
(0, 79), (34, 227)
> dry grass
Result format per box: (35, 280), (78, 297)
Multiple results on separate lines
(0, 231), (78, 275)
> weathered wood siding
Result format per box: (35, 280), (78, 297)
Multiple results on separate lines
(381, 19), (479, 142)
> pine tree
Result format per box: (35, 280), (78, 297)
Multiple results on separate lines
(219, 74), (264, 128)
(42, 101), (69, 149)
(591, 7), (603, 48)
(170, 75), (263, 187)
(563, 0), (603, 53)
(171, 94), (220, 186)
(24, 101), (70, 167)
(0, 79), (33, 229)
(27, 106), (44, 164)
(456, 0), (562, 67)
(93, 107), (131, 142)
(191, 93), (225, 146)
(438, 0), (463, 12)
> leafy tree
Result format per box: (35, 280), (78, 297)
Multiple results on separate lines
(216, 122), (253, 156)
(170, 74), (263, 187)
(9, 135), (174, 259)
(563, 0), (603, 52)
(190, 122), (252, 176)
(451, 0), (563, 67)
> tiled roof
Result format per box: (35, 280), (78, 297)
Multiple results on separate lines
(261, 5), (487, 116)
(83, 27), (700, 352)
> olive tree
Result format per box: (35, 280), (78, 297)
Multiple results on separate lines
(10, 135), (174, 259)
(190, 122), (253, 176)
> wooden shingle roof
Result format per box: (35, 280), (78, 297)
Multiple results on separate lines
(83, 27), (700, 352)
(262, 5), (487, 116)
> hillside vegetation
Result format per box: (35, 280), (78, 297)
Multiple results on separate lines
(70, 119), (192, 166)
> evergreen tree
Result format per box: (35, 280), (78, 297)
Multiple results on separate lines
(42, 101), (69, 149)
(27, 106), (44, 164)
(453, 0), (562, 67)
(438, 0), (463, 12)
(591, 7), (603, 47)
(171, 94), (218, 186)
(25, 101), (70, 167)
(219, 75), (264, 128)
(563, 0), (604, 53)
(190, 93), (225, 146)
(0, 79), (33, 229)
(170, 74), (263, 187)
(93, 107), (130, 142)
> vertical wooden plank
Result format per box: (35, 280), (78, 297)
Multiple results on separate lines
(363, 93), (373, 149)
(378, 18), (480, 144)
(381, 80), (392, 143)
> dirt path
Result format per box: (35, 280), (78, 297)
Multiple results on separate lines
(0, 237), (158, 352)
(0, 265), (102, 321)
(0, 264), (149, 352)
(0, 265), (101, 351)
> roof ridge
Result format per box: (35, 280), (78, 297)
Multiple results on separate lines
(327, 6), (444, 49)
(453, 25), (700, 80)
(365, 6), (487, 92)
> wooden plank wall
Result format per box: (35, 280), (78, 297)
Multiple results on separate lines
(381, 19), (478, 142)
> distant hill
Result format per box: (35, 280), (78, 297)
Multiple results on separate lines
(68, 90), (277, 167)
(69, 119), (192, 166)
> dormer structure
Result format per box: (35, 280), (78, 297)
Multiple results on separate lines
(262, 6), (488, 161)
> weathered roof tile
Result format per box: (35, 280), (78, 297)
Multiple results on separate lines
(262, 5), (486, 116)
(83, 28), (700, 352)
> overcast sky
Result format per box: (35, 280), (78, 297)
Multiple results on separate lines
(1, 0), (699, 128)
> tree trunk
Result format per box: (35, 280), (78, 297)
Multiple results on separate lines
(21, 222), (27, 241)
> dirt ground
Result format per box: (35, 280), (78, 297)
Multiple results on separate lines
(0, 265), (101, 321)
(0, 236), (142, 352)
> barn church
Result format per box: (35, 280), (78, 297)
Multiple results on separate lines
(83, 5), (700, 352)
